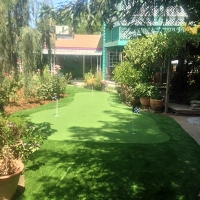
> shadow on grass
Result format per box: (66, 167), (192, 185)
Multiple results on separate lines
(30, 121), (57, 138)
(66, 111), (170, 143)
(16, 89), (200, 199)
(20, 136), (200, 200)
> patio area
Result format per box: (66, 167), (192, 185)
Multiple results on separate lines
(168, 103), (200, 115)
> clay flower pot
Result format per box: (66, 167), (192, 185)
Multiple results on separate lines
(140, 96), (150, 108)
(0, 160), (24, 200)
(150, 98), (164, 111)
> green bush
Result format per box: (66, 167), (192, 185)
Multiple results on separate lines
(134, 83), (156, 98)
(0, 73), (22, 110)
(113, 61), (154, 104)
(84, 70), (94, 84)
(24, 65), (71, 101)
(0, 115), (46, 175)
(113, 61), (154, 86)
(113, 62), (136, 87)
(84, 71), (103, 91)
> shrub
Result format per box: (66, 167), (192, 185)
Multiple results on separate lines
(84, 70), (94, 84)
(113, 61), (153, 87)
(0, 115), (46, 175)
(113, 62), (136, 87)
(134, 83), (149, 98)
(113, 61), (155, 105)
(23, 65), (71, 101)
(84, 71), (102, 91)
(0, 73), (22, 110)
(150, 86), (163, 100)
(119, 85), (139, 106)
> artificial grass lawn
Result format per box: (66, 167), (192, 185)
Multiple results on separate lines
(28, 91), (169, 143)
(16, 87), (200, 200)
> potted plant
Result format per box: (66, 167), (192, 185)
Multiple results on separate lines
(135, 83), (153, 107)
(0, 115), (45, 200)
(150, 86), (164, 111)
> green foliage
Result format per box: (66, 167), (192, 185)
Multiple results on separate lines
(113, 61), (154, 103)
(84, 70), (94, 83)
(93, 72), (103, 90)
(55, 1), (103, 34)
(19, 27), (42, 75)
(119, 85), (139, 106)
(0, 64), (71, 108)
(113, 61), (136, 87)
(125, 31), (200, 68)
(37, 4), (54, 68)
(84, 70), (103, 91)
(114, 31), (200, 104)
(150, 86), (163, 100)
(0, 115), (46, 175)
(134, 83), (154, 98)
(0, 73), (22, 110)
(24, 65), (71, 100)
(0, 0), (37, 78)
(113, 61), (154, 85)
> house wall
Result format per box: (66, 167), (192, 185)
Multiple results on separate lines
(103, 3), (187, 80)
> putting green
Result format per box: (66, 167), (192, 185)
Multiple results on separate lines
(29, 92), (170, 143)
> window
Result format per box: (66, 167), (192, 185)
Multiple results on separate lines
(109, 51), (122, 74)
(85, 56), (101, 74)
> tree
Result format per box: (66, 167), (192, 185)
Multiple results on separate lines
(55, 0), (103, 34)
(180, 0), (200, 25)
(55, 0), (200, 32)
(0, 0), (45, 79)
(37, 3), (56, 68)
(124, 31), (200, 68)
(0, 0), (30, 76)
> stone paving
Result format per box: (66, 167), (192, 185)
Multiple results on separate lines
(167, 113), (200, 146)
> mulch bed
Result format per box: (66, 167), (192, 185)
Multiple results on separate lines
(4, 100), (53, 115)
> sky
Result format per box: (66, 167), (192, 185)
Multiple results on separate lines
(52, 0), (67, 7)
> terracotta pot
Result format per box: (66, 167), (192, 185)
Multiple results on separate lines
(150, 98), (164, 111)
(0, 160), (24, 200)
(140, 96), (150, 107)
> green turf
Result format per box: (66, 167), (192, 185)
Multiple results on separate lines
(28, 91), (169, 143)
(12, 86), (90, 117)
(16, 87), (200, 200)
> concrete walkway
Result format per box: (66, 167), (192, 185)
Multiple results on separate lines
(167, 113), (200, 146)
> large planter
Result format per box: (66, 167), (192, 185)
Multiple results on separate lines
(0, 160), (24, 200)
(150, 98), (164, 111)
(140, 96), (150, 108)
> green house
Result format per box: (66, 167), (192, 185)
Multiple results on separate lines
(102, 3), (187, 80)
(43, 4), (187, 80)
